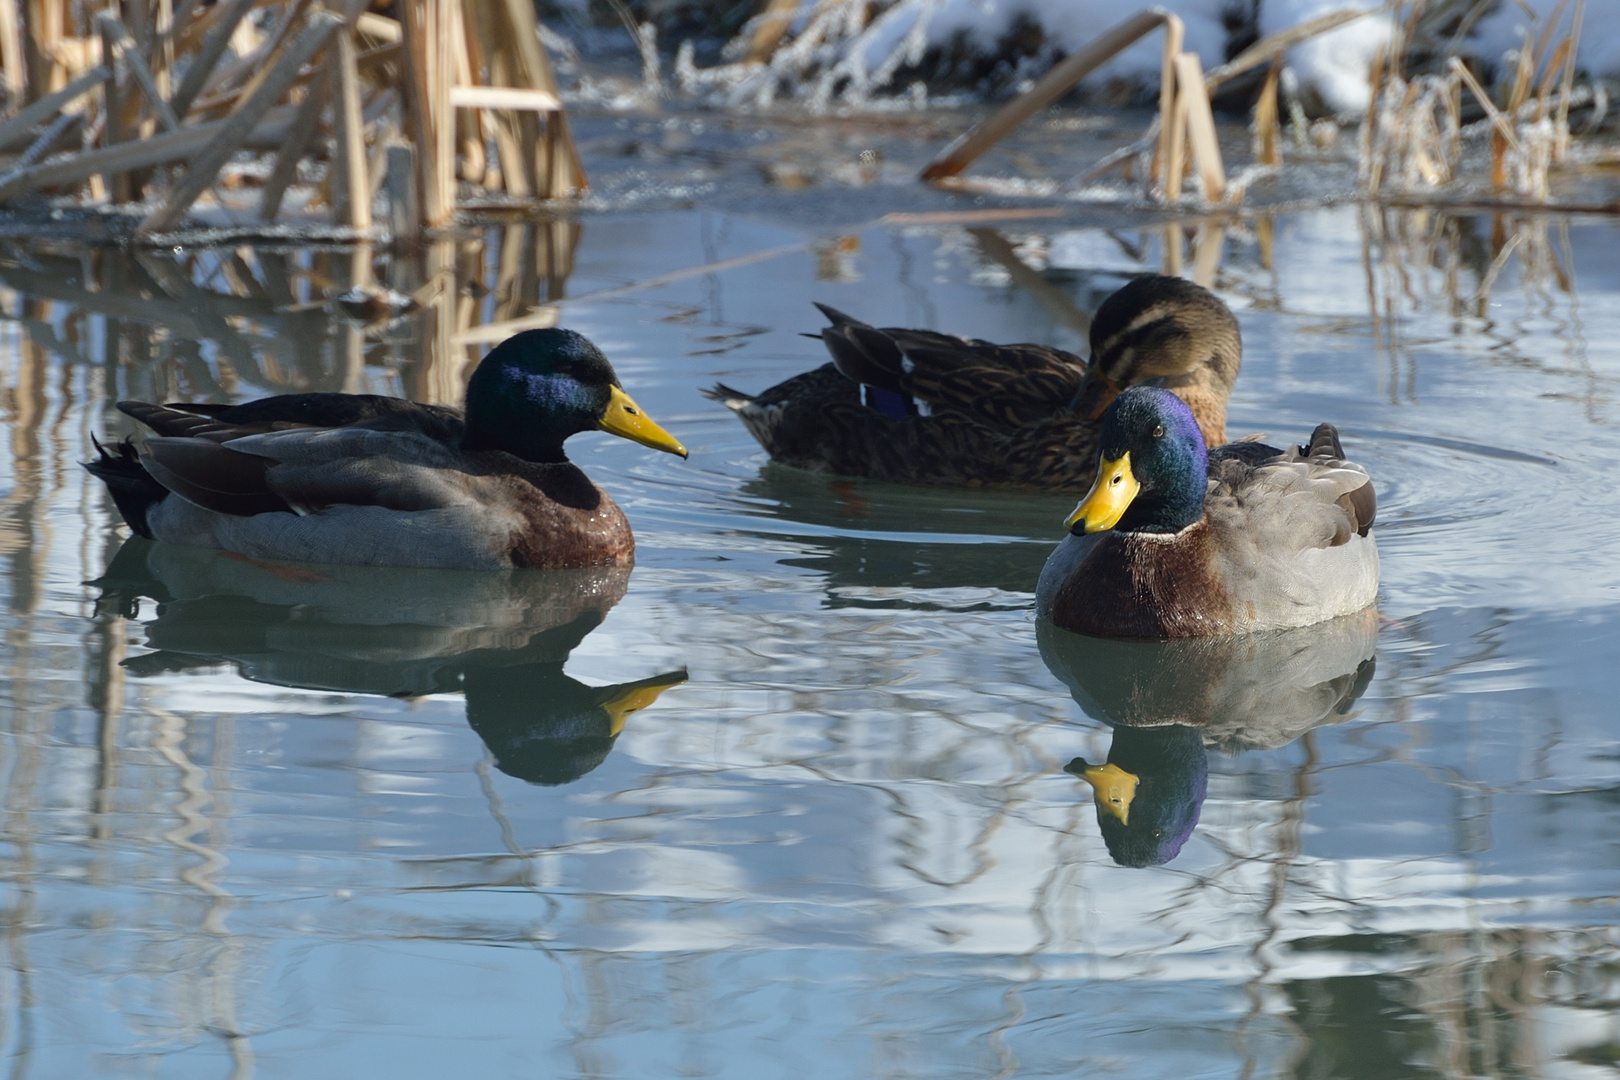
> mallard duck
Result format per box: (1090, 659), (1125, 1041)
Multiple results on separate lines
(84, 328), (688, 570)
(703, 274), (1240, 490)
(1036, 386), (1378, 637)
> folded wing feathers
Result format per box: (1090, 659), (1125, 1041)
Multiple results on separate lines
(138, 427), (492, 520)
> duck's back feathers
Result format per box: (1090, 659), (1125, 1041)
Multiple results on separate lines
(119, 395), (466, 442)
(711, 279), (1240, 490)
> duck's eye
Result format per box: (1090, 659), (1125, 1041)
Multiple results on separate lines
(1152, 424), (1164, 438)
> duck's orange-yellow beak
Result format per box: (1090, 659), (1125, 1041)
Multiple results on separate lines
(1065, 453), (1139, 534)
(1074, 762), (1139, 826)
(600, 386), (688, 458)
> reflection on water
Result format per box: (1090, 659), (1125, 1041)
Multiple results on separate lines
(0, 201), (1613, 1075)
(1041, 614), (1376, 866)
(94, 540), (685, 785)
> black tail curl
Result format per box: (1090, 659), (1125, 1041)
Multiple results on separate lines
(83, 435), (166, 539)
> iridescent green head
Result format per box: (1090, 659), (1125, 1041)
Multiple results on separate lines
(463, 328), (687, 464)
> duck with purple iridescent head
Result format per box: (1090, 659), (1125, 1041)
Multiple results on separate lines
(1036, 385), (1379, 638)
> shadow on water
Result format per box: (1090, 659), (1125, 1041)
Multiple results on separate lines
(92, 539), (685, 786)
(731, 465), (1068, 608)
(1039, 611), (1378, 867)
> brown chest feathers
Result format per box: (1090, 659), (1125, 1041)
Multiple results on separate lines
(1048, 522), (1233, 638)
(489, 458), (634, 569)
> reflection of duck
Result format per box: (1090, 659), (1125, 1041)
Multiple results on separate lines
(1067, 726), (1207, 868)
(732, 466), (1064, 606)
(85, 329), (688, 570)
(705, 276), (1239, 491)
(1038, 387), (1378, 637)
(1040, 612), (1377, 866)
(94, 539), (686, 785)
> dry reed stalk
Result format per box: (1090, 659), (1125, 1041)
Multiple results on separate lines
(1154, 14), (1184, 191)
(258, 62), (327, 220)
(0, 0), (24, 102)
(1254, 58), (1281, 167)
(166, 0), (253, 117)
(331, 26), (369, 229)
(0, 60), (104, 145)
(920, 8), (1178, 182)
(1174, 52), (1224, 201)
(136, 9), (341, 236)
(0, 102), (297, 198)
(746, 0), (800, 63)
(1204, 5), (1377, 90)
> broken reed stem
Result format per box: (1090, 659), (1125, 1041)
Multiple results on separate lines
(136, 9), (342, 236)
(1255, 57), (1281, 167)
(1174, 52), (1225, 201)
(1154, 12), (1184, 192)
(921, 7), (1174, 181)
(1449, 57), (1524, 156)
(0, 0), (584, 235)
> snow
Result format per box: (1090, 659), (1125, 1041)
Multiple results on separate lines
(1260, 0), (1394, 115)
(1472, 0), (1620, 83)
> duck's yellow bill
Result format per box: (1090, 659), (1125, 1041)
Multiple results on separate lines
(600, 385), (688, 458)
(601, 670), (688, 736)
(1076, 762), (1139, 826)
(1064, 453), (1139, 533)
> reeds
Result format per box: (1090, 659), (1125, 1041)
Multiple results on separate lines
(1359, 0), (1588, 201)
(0, 0), (585, 239)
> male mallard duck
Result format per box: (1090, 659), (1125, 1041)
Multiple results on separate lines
(84, 328), (687, 570)
(1036, 386), (1378, 637)
(703, 274), (1240, 491)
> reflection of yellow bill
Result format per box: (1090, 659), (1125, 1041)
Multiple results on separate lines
(1076, 762), (1139, 826)
(601, 671), (689, 736)
(1064, 453), (1139, 533)
(600, 385), (688, 458)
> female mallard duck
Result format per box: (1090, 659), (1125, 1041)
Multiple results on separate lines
(83, 328), (688, 570)
(1036, 386), (1378, 637)
(704, 274), (1240, 490)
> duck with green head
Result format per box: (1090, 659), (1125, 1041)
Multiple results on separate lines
(84, 328), (688, 569)
(1036, 385), (1379, 638)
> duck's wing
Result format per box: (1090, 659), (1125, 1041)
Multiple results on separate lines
(119, 395), (465, 442)
(140, 427), (490, 518)
(815, 304), (1087, 429)
(1202, 426), (1379, 629)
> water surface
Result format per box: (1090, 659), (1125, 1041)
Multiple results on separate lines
(0, 202), (1618, 1077)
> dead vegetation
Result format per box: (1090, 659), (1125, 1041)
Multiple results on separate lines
(0, 0), (585, 240)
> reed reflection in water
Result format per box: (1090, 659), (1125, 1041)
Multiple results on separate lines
(0, 204), (1608, 1075)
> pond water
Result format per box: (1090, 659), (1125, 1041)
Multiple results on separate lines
(0, 197), (1618, 1078)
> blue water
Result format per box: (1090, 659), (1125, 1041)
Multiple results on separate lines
(0, 202), (1617, 1077)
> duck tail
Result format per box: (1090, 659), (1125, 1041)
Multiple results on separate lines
(700, 383), (756, 411)
(83, 435), (166, 539)
(1300, 423), (1346, 461)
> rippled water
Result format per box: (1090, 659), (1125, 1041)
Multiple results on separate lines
(1, 202), (1619, 1077)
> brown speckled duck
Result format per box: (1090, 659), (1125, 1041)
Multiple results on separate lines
(84, 329), (688, 569)
(1036, 386), (1379, 638)
(704, 274), (1240, 491)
